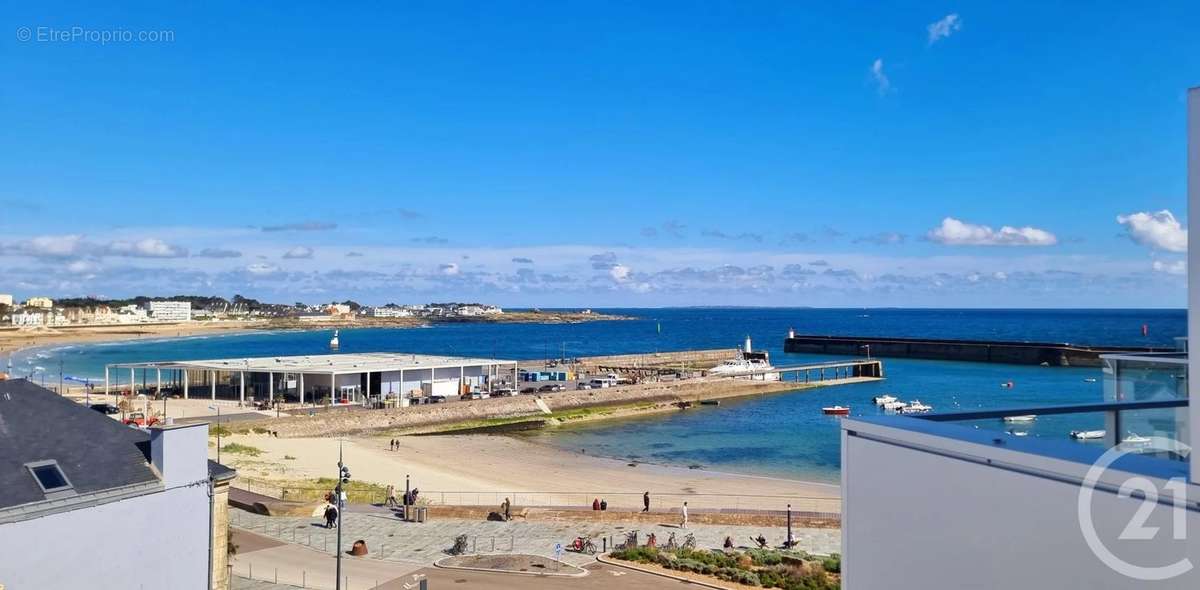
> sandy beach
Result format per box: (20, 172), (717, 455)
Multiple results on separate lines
(213, 431), (841, 513)
(0, 320), (266, 357)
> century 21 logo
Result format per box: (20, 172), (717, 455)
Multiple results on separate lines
(1077, 436), (1193, 581)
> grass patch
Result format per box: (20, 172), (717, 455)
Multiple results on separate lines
(221, 443), (263, 456)
(209, 424), (232, 437)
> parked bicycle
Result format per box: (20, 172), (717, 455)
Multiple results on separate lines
(663, 532), (678, 551)
(617, 530), (639, 551)
(682, 533), (697, 550)
(568, 536), (597, 555)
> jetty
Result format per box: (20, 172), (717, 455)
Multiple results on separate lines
(783, 334), (1171, 367)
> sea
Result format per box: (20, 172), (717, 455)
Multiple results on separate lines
(8, 308), (1186, 484)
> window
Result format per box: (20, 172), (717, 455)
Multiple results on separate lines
(25, 460), (73, 494)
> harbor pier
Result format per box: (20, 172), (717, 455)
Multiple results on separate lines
(783, 334), (1171, 367)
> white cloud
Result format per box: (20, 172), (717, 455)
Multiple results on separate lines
(105, 238), (188, 258)
(282, 246), (314, 259)
(246, 263), (280, 275)
(926, 217), (1058, 246)
(439, 263), (460, 276)
(1152, 260), (1186, 275)
(1116, 210), (1187, 252)
(927, 14), (962, 45)
(609, 264), (631, 282)
(870, 59), (890, 95)
(993, 271), (1008, 281)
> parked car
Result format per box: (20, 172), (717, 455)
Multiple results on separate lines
(492, 388), (517, 397)
(520, 387), (538, 394)
(90, 403), (121, 415)
(538, 384), (565, 393)
(576, 382), (593, 390)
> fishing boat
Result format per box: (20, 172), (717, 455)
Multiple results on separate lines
(1070, 430), (1106, 440)
(822, 406), (851, 416)
(873, 394), (898, 406)
(901, 401), (933, 414)
(1003, 415), (1037, 423)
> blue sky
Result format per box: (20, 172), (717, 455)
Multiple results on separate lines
(1, 2), (1197, 307)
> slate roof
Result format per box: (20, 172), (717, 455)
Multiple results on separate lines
(0, 379), (161, 510)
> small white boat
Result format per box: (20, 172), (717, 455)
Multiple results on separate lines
(1083, 378), (1098, 383)
(901, 400), (933, 414)
(873, 395), (898, 406)
(329, 329), (340, 350)
(1121, 433), (1152, 447)
(883, 400), (907, 411)
(1003, 415), (1037, 423)
(1008, 430), (1029, 437)
(1070, 430), (1106, 440)
(822, 406), (851, 416)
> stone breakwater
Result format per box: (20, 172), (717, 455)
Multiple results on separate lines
(246, 376), (874, 438)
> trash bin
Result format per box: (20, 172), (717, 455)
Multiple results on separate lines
(416, 507), (428, 522)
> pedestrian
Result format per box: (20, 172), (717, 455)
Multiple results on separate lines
(592, 498), (600, 511)
(643, 491), (650, 512)
(324, 504), (338, 529)
(503, 497), (511, 522)
(680, 501), (688, 529)
(600, 498), (607, 511)
(386, 484), (398, 508)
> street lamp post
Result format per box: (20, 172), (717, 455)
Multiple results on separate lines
(787, 503), (793, 548)
(336, 439), (350, 590)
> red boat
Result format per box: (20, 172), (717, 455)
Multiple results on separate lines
(822, 406), (851, 416)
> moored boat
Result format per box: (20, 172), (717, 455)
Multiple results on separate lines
(1070, 429), (1106, 440)
(822, 406), (851, 416)
(901, 400), (933, 414)
(873, 394), (898, 406)
(1003, 415), (1037, 423)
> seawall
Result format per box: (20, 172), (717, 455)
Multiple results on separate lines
(783, 335), (1171, 367)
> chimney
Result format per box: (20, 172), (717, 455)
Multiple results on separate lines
(149, 423), (209, 488)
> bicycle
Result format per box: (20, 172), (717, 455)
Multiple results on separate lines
(617, 530), (639, 551)
(682, 533), (697, 550)
(568, 536), (597, 555)
(663, 532), (679, 551)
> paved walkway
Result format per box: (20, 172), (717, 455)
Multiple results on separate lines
(230, 506), (840, 569)
(231, 529), (421, 590)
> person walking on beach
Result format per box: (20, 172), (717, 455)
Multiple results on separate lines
(502, 497), (511, 522)
(385, 484), (398, 508)
(680, 501), (689, 529)
(643, 491), (650, 512)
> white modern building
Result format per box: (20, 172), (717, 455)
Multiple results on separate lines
(0, 293), (13, 306)
(23, 296), (52, 309)
(370, 306), (413, 318)
(144, 300), (193, 322)
(0, 379), (237, 590)
(104, 352), (520, 406)
(839, 88), (1200, 589)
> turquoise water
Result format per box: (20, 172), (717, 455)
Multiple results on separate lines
(8, 308), (1185, 482)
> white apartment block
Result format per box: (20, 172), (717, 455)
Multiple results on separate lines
(24, 297), (52, 309)
(144, 300), (192, 322)
(0, 293), (13, 306)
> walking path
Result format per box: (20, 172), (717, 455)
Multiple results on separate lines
(230, 506), (840, 570)
(231, 529), (420, 590)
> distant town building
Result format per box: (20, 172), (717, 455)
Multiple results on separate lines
(144, 300), (192, 322)
(0, 380), (237, 589)
(10, 311), (45, 327)
(326, 303), (352, 315)
(0, 293), (13, 306)
(23, 296), (52, 309)
(370, 306), (413, 318)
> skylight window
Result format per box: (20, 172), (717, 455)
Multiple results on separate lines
(26, 460), (73, 494)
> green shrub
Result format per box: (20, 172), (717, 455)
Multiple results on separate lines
(221, 443), (262, 456)
(746, 548), (784, 566)
(821, 553), (841, 574)
(209, 424), (231, 437)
